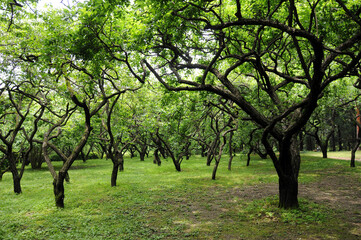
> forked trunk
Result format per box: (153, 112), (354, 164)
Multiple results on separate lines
(53, 172), (66, 208)
(277, 136), (300, 209)
(111, 152), (123, 186)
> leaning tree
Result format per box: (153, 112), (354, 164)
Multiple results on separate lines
(19, 5), (146, 207)
(131, 0), (361, 208)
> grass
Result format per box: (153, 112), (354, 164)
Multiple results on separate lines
(302, 150), (361, 159)
(0, 153), (360, 239)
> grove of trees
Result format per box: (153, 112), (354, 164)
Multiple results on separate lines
(1, 0), (361, 209)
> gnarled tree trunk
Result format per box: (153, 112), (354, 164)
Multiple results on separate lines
(277, 136), (300, 209)
(53, 172), (66, 208)
(8, 153), (22, 194)
(153, 149), (161, 166)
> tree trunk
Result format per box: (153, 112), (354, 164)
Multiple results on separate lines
(299, 131), (304, 151)
(153, 149), (161, 166)
(246, 146), (253, 166)
(330, 131), (336, 151)
(338, 127), (343, 151)
(350, 138), (360, 168)
(321, 143), (328, 158)
(278, 175), (299, 209)
(12, 172), (22, 194)
(206, 139), (218, 166)
(8, 153), (22, 194)
(80, 150), (86, 162)
(228, 131), (234, 170)
(174, 160), (181, 171)
(277, 137), (300, 209)
(118, 154), (124, 172)
(53, 172), (66, 208)
(139, 145), (147, 161)
(111, 162), (119, 187)
(200, 144), (207, 157)
(305, 135), (315, 151)
(212, 160), (219, 180)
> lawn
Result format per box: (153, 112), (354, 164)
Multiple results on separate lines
(0, 153), (360, 239)
(302, 150), (361, 160)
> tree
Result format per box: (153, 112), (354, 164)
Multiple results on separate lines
(304, 107), (336, 158)
(0, 0), (31, 32)
(133, 0), (361, 208)
(100, 90), (140, 187)
(0, 82), (45, 193)
(148, 90), (202, 172)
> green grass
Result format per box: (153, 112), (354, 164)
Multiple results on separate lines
(0, 154), (360, 239)
(302, 150), (361, 159)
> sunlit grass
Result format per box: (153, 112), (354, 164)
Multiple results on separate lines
(302, 150), (361, 160)
(0, 154), (359, 239)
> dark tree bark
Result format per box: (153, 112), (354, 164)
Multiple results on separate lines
(351, 108), (361, 167)
(330, 131), (336, 151)
(152, 130), (181, 171)
(111, 160), (120, 187)
(200, 144), (207, 157)
(350, 138), (359, 168)
(228, 131), (234, 170)
(153, 149), (161, 166)
(338, 127), (343, 151)
(9, 156), (22, 194)
(299, 131), (304, 151)
(28, 145), (43, 169)
(212, 135), (226, 180)
(260, 107), (304, 209)
(53, 172), (66, 208)
(305, 135), (315, 151)
(275, 137), (300, 209)
(139, 145), (147, 161)
(246, 146), (253, 167)
(118, 152), (124, 172)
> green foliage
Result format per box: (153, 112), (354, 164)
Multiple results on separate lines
(0, 156), (9, 172)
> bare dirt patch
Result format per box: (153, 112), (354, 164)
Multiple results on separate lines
(223, 171), (361, 238)
(229, 173), (361, 223)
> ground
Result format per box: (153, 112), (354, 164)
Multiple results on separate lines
(301, 171), (361, 237)
(218, 169), (361, 239)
